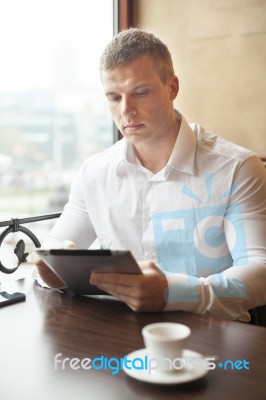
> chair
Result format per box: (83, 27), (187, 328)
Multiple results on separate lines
(249, 306), (266, 327)
(248, 155), (266, 327)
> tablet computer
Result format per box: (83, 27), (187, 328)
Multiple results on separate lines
(36, 249), (141, 295)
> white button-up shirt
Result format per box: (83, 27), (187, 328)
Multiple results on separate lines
(43, 111), (266, 321)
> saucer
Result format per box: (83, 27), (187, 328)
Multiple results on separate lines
(123, 348), (208, 385)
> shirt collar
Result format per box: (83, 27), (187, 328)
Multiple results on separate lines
(115, 110), (197, 177)
(115, 138), (136, 176)
(167, 111), (196, 176)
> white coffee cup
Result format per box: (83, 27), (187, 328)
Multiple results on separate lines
(142, 322), (191, 373)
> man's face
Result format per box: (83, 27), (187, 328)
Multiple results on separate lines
(101, 55), (179, 147)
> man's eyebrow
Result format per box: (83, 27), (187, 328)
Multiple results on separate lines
(105, 84), (154, 96)
(132, 84), (153, 91)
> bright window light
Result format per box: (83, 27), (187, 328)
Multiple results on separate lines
(0, 0), (113, 226)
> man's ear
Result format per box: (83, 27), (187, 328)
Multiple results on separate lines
(169, 75), (179, 101)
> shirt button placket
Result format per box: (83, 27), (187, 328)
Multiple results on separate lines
(142, 179), (154, 260)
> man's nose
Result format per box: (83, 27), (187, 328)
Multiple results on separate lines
(121, 96), (137, 117)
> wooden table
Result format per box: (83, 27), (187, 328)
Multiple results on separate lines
(1, 277), (265, 400)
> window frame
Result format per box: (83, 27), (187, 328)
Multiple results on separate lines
(112, 0), (134, 140)
(113, 0), (133, 34)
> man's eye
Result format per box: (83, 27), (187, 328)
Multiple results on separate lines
(108, 96), (121, 102)
(135, 91), (148, 97)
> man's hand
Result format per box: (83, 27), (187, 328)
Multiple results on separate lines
(90, 261), (168, 312)
(33, 240), (76, 288)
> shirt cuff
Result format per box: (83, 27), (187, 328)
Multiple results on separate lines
(164, 273), (205, 313)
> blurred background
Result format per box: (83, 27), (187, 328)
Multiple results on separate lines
(0, 0), (114, 253)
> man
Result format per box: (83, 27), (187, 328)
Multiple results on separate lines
(36, 28), (266, 322)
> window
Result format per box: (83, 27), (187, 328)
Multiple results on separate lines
(0, 0), (113, 228)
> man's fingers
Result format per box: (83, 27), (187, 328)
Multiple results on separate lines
(63, 240), (76, 249)
(138, 261), (159, 273)
(32, 240), (76, 288)
(90, 261), (168, 312)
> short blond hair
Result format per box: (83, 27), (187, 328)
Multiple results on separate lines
(100, 28), (174, 83)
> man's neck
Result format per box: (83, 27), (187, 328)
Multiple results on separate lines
(133, 118), (181, 174)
